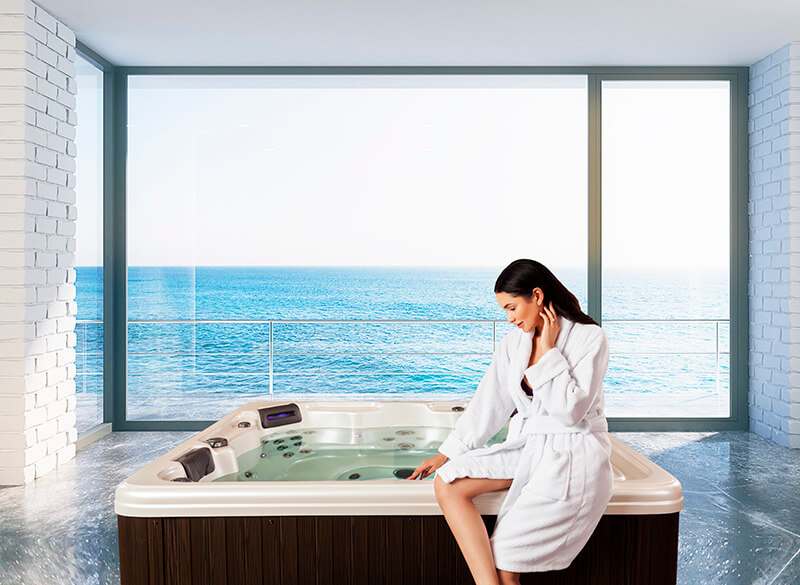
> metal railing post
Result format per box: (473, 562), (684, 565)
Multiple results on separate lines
(269, 321), (273, 396)
(82, 321), (87, 386)
(715, 320), (720, 396)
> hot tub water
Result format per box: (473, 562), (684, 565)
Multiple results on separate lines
(214, 424), (508, 482)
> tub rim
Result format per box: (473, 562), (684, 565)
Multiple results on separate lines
(114, 399), (684, 518)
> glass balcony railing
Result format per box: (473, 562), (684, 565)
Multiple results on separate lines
(74, 317), (730, 420)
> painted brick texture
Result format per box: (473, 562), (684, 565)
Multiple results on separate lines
(749, 42), (800, 449)
(0, 0), (77, 484)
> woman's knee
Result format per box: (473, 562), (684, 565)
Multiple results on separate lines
(433, 474), (450, 501)
(434, 474), (464, 503)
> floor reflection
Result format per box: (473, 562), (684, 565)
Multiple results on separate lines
(0, 430), (797, 585)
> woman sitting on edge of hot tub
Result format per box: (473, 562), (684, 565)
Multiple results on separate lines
(407, 258), (614, 585)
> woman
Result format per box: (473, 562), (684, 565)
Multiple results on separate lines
(407, 259), (614, 585)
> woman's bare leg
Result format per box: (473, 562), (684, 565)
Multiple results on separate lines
(497, 569), (521, 585)
(433, 475), (514, 585)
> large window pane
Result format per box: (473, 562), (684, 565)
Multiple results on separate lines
(602, 80), (730, 418)
(126, 75), (588, 420)
(74, 55), (104, 433)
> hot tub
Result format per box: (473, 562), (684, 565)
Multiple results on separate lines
(115, 400), (683, 585)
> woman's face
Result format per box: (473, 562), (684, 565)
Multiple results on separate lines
(496, 288), (545, 335)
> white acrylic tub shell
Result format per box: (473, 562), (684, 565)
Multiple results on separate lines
(114, 400), (684, 518)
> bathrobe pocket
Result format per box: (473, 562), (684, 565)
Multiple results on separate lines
(522, 445), (572, 501)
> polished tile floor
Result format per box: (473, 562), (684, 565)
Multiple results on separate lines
(0, 430), (798, 585)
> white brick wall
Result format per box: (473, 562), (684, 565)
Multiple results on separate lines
(0, 0), (77, 484)
(749, 42), (800, 449)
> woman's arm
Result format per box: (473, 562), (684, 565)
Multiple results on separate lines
(437, 341), (516, 459)
(523, 328), (609, 427)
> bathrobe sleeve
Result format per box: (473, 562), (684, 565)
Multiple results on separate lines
(523, 327), (609, 427)
(437, 341), (516, 460)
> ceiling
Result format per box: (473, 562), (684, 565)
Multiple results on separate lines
(36, 0), (800, 68)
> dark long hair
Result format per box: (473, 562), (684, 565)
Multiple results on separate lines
(494, 259), (599, 327)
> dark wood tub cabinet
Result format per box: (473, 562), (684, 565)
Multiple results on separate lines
(118, 512), (679, 585)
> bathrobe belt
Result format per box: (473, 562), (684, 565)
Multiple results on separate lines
(520, 414), (608, 434)
(505, 412), (608, 448)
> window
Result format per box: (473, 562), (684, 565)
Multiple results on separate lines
(601, 80), (731, 417)
(125, 74), (588, 420)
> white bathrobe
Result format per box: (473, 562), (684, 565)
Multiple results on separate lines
(436, 314), (614, 573)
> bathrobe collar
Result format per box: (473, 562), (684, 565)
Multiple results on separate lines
(507, 315), (575, 414)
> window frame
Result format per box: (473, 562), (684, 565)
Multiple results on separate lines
(73, 42), (114, 438)
(78, 59), (748, 431)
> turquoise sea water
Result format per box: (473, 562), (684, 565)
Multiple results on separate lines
(74, 266), (729, 409)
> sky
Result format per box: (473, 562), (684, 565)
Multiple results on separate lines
(73, 72), (730, 273)
(74, 56), (103, 267)
(602, 81), (730, 274)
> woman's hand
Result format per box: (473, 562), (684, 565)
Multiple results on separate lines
(407, 453), (449, 480)
(539, 300), (561, 352)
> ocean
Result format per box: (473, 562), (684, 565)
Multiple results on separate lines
(74, 266), (730, 426)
